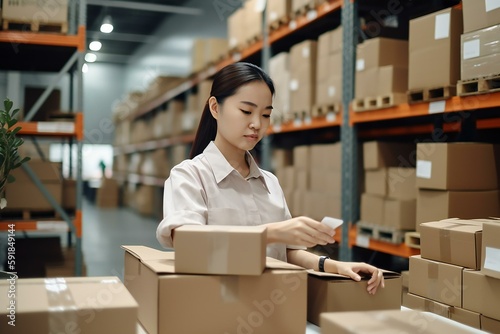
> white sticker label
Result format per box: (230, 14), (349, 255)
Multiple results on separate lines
(486, 0), (500, 12)
(428, 100), (446, 114)
(306, 10), (318, 21)
(304, 116), (312, 125)
(289, 20), (297, 30)
(484, 246), (500, 272)
(328, 86), (336, 97)
(255, 0), (266, 12)
(302, 47), (310, 58)
(356, 234), (370, 248)
(37, 221), (68, 232)
(416, 160), (432, 179)
(232, 53), (242, 62)
(273, 124), (282, 133)
(229, 38), (237, 48)
(435, 13), (450, 40)
(326, 112), (336, 122)
(37, 122), (75, 133)
(289, 79), (299, 91)
(356, 59), (365, 71)
(293, 118), (302, 127)
(269, 11), (278, 22)
(463, 39), (480, 60)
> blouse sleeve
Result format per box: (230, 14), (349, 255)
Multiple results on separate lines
(156, 163), (207, 248)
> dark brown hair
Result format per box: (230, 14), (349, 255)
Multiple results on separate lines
(189, 62), (275, 159)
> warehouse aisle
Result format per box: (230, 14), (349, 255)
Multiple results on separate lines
(82, 198), (164, 280)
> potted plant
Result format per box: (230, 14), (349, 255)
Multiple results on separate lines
(0, 98), (30, 209)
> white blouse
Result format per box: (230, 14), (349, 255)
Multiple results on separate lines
(156, 141), (295, 262)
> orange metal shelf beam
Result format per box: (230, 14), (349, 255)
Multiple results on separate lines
(0, 25), (86, 51)
(267, 112), (342, 135)
(350, 92), (500, 125)
(17, 112), (82, 137)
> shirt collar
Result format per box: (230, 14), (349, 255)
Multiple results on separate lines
(203, 142), (270, 192)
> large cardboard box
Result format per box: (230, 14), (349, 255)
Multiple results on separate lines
(309, 169), (341, 195)
(290, 40), (317, 115)
(0, 276), (137, 334)
(377, 65), (409, 95)
(365, 168), (387, 196)
(228, 8), (244, 49)
(316, 52), (342, 105)
(62, 178), (76, 210)
(416, 142), (499, 191)
(244, 0), (263, 42)
(461, 24), (500, 80)
(267, 0), (291, 24)
(404, 293), (451, 318)
(363, 141), (416, 170)
(356, 38), (408, 72)
(387, 167), (417, 200)
(317, 27), (343, 57)
(272, 148), (293, 170)
(309, 143), (341, 172)
(293, 145), (310, 171)
(416, 189), (500, 227)
(462, 0), (500, 33)
(463, 270), (500, 321)
(307, 270), (401, 325)
(420, 219), (482, 269)
(123, 246), (307, 334)
(360, 193), (384, 226)
(295, 169), (309, 191)
(96, 177), (119, 208)
(481, 221), (500, 279)
(384, 198), (416, 230)
(191, 38), (228, 73)
(5, 159), (63, 210)
(355, 67), (379, 98)
(320, 309), (479, 334)
(409, 7), (463, 89)
(449, 307), (481, 330)
(409, 255), (464, 307)
(2, 0), (68, 24)
(303, 191), (341, 221)
(269, 52), (291, 121)
(173, 225), (267, 276)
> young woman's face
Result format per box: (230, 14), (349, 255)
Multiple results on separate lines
(211, 81), (273, 153)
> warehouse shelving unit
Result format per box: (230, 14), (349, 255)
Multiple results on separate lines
(0, 0), (86, 276)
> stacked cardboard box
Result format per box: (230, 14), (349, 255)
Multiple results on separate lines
(360, 141), (417, 230)
(182, 92), (201, 133)
(408, 7), (463, 91)
(415, 142), (500, 232)
(290, 40), (317, 118)
(316, 27), (343, 109)
(269, 52), (291, 123)
(191, 38), (228, 73)
(407, 218), (500, 332)
(267, 0), (291, 27)
(460, 1), (500, 81)
(96, 177), (120, 208)
(227, 0), (263, 50)
(355, 37), (408, 106)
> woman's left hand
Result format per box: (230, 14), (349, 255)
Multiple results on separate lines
(335, 261), (385, 295)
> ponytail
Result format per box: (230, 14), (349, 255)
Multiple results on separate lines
(189, 102), (217, 159)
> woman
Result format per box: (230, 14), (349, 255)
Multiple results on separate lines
(157, 62), (384, 294)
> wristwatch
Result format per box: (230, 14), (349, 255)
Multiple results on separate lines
(318, 256), (330, 272)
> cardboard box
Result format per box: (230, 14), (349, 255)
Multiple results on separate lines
(244, 0), (263, 42)
(317, 27), (343, 57)
(272, 148), (293, 170)
(0, 276), (137, 334)
(191, 38), (228, 73)
(295, 169), (309, 191)
(461, 24), (500, 80)
(420, 219), (482, 269)
(463, 270), (500, 321)
(293, 145), (310, 171)
(123, 246), (307, 334)
(290, 40), (317, 115)
(363, 141), (416, 170)
(307, 270), (401, 325)
(365, 168), (387, 196)
(173, 225), (267, 275)
(269, 52), (291, 120)
(96, 177), (119, 208)
(481, 315), (500, 334)
(5, 160), (63, 210)
(408, 7), (463, 89)
(316, 71), (342, 105)
(303, 191), (341, 221)
(384, 198), (416, 230)
(482, 221), (500, 279)
(355, 67), (379, 98)
(462, 0), (500, 33)
(171, 144), (187, 166)
(292, 189), (304, 216)
(228, 8), (244, 48)
(416, 189), (500, 228)
(409, 255), (464, 307)
(387, 167), (417, 200)
(309, 169), (341, 195)
(416, 142), (498, 191)
(377, 65), (409, 95)
(360, 193), (384, 226)
(197, 80), (213, 113)
(449, 307), (481, 330)
(404, 293), (451, 318)
(309, 143), (341, 172)
(133, 184), (156, 216)
(356, 38), (408, 72)
(62, 178), (76, 210)
(320, 309), (479, 334)
(267, 0), (291, 24)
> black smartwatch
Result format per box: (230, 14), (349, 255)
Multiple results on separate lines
(318, 256), (330, 272)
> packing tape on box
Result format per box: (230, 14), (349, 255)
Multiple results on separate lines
(427, 261), (439, 299)
(439, 229), (452, 263)
(208, 232), (230, 274)
(220, 276), (239, 303)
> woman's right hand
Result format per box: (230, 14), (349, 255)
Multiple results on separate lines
(265, 216), (336, 247)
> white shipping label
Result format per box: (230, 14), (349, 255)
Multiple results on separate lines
(290, 79), (299, 91)
(356, 234), (370, 248)
(326, 112), (336, 122)
(435, 13), (451, 40)
(328, 86), (336, 97)
(269, 11), (278, 22)
(429, 100), (446, 114)
(416, 160), (432, 179)
(37, 122), (75, 133)
(37, 221), (68, 232)
(255, 0), (266, 12)
(486, 0), (500, 12)
(484, 247), (500, 272)
(463, 39), (481, 60)
(356, 59), (365, 71)
(289, 20), (297, 30)
(307, 10), (318, 21)
(302, 47), (310, 58)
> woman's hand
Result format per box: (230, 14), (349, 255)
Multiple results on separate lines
(266, 216), (336, 247)
(334, 261), (385, 295)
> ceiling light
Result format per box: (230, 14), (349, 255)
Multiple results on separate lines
(89, 40), (102, 51)
(85, 53), (97, 62)
(82, 63), (89, 73)
(100, 15), (113, 33)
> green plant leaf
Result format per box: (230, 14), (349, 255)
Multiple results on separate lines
(4, 99), (13, 112)
(7, 119), (17, 128)
(6, 174), (15, 183)
(11, 126), (21, 135)
(12, 108), (20, 117)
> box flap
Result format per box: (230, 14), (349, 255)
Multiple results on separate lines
(265, 257), (305, 270)
(307, 269), (400, 280)
(122, 245), (172, 261)
(421, 219), (483, 232)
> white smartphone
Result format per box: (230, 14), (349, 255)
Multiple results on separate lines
(321, 217), (343, 229)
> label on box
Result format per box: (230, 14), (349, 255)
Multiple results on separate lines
(273, 124), (282, 132)
(328, 86), (336, 97)
(484, 247), (500, 272)
(290, 79), (299, 91)
(255, 0), (266, 12)
(428, 100), (446, 114)
(229, 38), (237, 48)
(302, 47), (310, 58)
(416, 160), (432, 179)
(37, 122), (75, 133)
(356, 234), (370, 248)
(463, 39), (480, 60)
(269, 11), (278, 22)
(289, 20), (297, 30)
(326, 112), (336, 122)
(232, 53), (242, 62)
(307, 9), (318, 21)
(434, 13), (450, 40)
(304, 115), (312, 125)
(356, 59), (365, 71)
(37, 221), (69, 232)
(486, 0), (500, 12)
